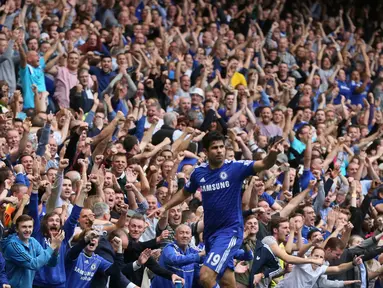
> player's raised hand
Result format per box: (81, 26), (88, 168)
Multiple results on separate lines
(269, 138), (284, 154)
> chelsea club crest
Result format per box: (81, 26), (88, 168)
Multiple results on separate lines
(220, 172), (228, 180)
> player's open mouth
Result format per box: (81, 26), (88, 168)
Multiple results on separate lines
(88, 243), (96, 248)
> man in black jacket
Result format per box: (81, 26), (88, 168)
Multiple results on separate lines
(123, 213), (184, 286)
(69, 68), (95, 114)
(151, 112), (183, 145)
(327, 230), (383, 288)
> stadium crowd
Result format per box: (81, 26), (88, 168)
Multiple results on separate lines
(0, 0), (382, 287)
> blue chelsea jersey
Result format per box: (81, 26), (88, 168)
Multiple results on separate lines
(184, 160), (255, 241)
(65, 251), (112, 288)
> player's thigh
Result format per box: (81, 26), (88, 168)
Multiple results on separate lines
(219, 268), (236, 288)
(203, 234), (241, 277)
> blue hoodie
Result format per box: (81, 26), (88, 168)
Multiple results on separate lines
(0, 253), (9, 285)
(0, 233), (57, 288)
(29, 192), (82, 288)
(151, 241), (202, 288)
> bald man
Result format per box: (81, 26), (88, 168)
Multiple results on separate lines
(152, 224), (204, 288)
(18, 37), (55, 109)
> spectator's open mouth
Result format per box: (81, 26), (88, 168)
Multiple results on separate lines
(49, 227), (60, 236)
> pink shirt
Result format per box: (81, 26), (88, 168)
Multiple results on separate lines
(53, 66), (78, 108)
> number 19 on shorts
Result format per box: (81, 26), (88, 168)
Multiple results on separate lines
(207, 252), (221, 266)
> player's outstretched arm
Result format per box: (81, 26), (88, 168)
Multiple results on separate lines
(148, 188), (192, 218)
(163, 188), (191, 210)
(253, 139), (284, 173)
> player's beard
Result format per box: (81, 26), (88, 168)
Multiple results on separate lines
(209, 155), (224, 167)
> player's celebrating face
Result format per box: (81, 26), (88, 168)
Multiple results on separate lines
(202, 131), (226, 168)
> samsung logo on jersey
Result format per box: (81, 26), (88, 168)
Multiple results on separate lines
(201, 181), (230, 192)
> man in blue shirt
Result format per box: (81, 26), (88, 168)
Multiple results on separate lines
(149, 131), (283, 288)
(350, 70), (370, 106)
(17, 42), (46, 110)
(65, 230), (124, 288)
(89, 55), (117, 95)
(152, 224), (204, 288)
(1, 214), (64, 288)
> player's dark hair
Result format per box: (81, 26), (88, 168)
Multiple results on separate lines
(202, 131), (225, 150)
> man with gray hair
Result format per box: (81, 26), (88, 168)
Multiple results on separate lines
(91, 202), (123, 234)
(91, 202), (130, 234)
(93, 202), (111, 220)
(152, 112), (183, 145)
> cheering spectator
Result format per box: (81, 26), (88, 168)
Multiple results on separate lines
(65, 229), (124, 288)
(1, 0), (383, 287)
(1, 215), (64, 288)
